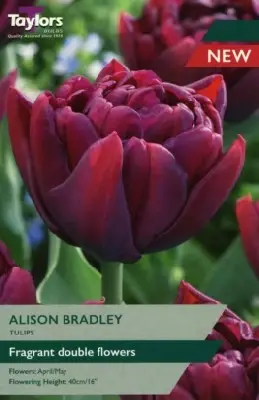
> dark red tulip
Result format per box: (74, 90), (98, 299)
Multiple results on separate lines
(0, 241), (36, 304)
(0, 0), (36, 46)
(0, 70), (16, 120)
(119, 0), (259, 121)
(122, 281), (259, 400)
(7, 60), (245, 263)
(236, 194), (259, 279)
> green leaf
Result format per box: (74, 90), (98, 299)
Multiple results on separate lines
(223, 112), (259, 148)
(177, 240), (215, 288)
(37, 235), (101, 304)
(123, 239), (214, 304)
(123, 248), (180, 304)
(200, 236), (259, 312)
(0, 119), (30, 267)
(6, 391), (119, 400)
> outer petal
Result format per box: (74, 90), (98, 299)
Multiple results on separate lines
(0, 267), (36, 304)
(7, 88), (75, 243)
(123, 138), (151, 232)
(7, 87), (33, 189)
(30, 93), (70, 193)
(46, 132), (139, 263)
(119, 13), (139, 69)
(126, 140), (187, 250)
(175, 281), (241, 320)
(146, 136), (245, 252)
(0, 241), (14, 273)
(0, 70), (16, 120)
(236, 195), (259, 279)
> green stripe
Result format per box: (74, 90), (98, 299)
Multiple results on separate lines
(3, 340), (220, 363)
(203, 20), (259, 42)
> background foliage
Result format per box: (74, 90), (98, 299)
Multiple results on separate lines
(1, 1), (259, 398)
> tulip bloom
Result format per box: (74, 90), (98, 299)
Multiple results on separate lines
(236, 195), (259, 279)
(0, 1), (36, 46)
(0, 241), (36, 304)
(119, 0), (259, 121)
(122, 281), (259, 400)
(7, 60), (245, 263)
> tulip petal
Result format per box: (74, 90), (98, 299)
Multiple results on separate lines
(0, 239), (15, 273)
(135, 34), (157, 69)
(97, 59), (128, 82)
(167, 103), (195, 136)
(128, 86), (163, 109)
(212, 361), (254, 398)
(0, 70), (17, 120)
(55, 75), (93, 100)
(46, 132), (139, 263)
(188, 75), (227, 119)
(151, 37), (198, 84)
(165, 126), (222, 182)
(105, 87), (129, 106)
(148, 136), (245, 252)
(7, 87), (32, 189)
(132, 69), (161, 87)
(56, 108), (99, 169)
(141, 104), (177, 143)
(30, 93), (70, 193)
(182, 364), (212, 399)
(0, 267), (36, 304)
(129, 142), (187, 250)
(160, 20), (183, 47)
(236, 195), (259, 279)
(175, 280), (241, 320)
(119, 13), (138, 69)
(87, 97), (112, 134)
(226, 68), (259, 121)
(7, 88), (72, 240)
(138, 3), (158, 33)
(123, 138), (150, 231)
(103, 106), (142, 139)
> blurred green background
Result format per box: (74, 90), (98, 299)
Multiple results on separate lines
(1, 0), (259, 343)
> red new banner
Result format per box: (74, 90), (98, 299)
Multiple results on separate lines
(186, 44), (259, 67)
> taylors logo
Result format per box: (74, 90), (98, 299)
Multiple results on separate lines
(8, 6), (63, 32)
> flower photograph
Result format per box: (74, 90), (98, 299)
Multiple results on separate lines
(0, 0), (259, 399)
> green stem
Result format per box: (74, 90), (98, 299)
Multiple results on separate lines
(101, 262), (123, 304)
(0, 45), (17, 78)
